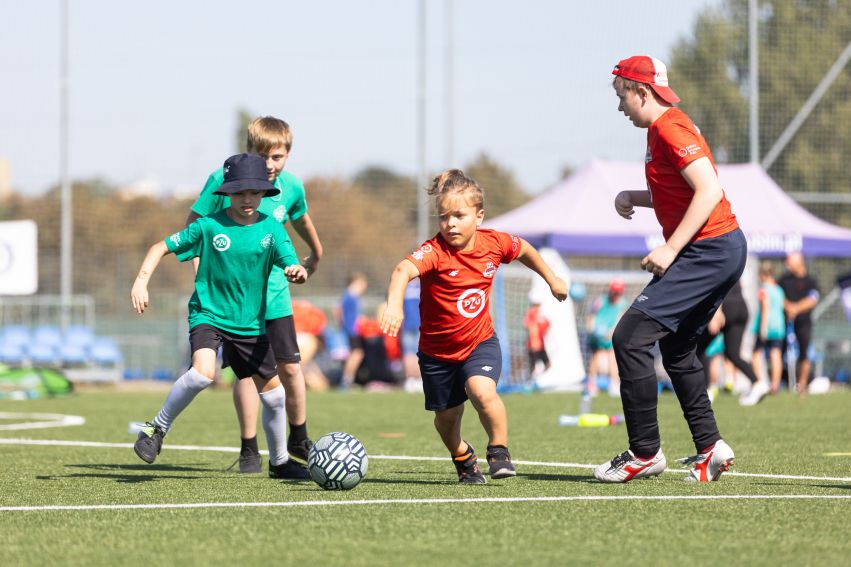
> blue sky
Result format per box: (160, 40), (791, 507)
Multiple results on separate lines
(0, 0), (719, 197)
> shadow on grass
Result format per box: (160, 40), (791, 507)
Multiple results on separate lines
(516, 472), (594, 483)
(751, 481), (851, 491)
(32, 463), (220, 484)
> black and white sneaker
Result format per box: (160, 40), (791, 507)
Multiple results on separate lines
(453, 442), (486, 484)
(269, 459), (311, 480)
(287, 437), (314, 467)
(486, 444), (517, 478)
(134, 422), (165, 464)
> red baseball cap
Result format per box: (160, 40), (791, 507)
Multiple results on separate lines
(609, 278), (626, 294)
(612, 55), (680, 104)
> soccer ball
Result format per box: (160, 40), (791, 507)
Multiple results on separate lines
(307, 432), (368, 490)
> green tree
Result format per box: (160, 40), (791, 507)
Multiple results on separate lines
(235, 108), (253, 153)
(463, 153), (531, 218)
(669, 0), (851, 224)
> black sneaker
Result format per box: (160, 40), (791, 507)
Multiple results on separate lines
(238, 448), (262, 474)
(453, 442), (486, 484)
(134, 422), (165, 464)
(486, 444), (517, 479)
(269, 459), (311, 480)
(287, 437), (314, 467)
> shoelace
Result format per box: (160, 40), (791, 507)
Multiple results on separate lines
(609, 450), (633, 469)
(138, 421), (161, 437)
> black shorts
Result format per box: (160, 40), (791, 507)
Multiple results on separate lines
(266, 316), (301, 363)
(754, 337), (784, 352)
(792, 319), (812, 361)
(189, 324), (277, 380)
(418, 335), (502, 412)
(528, 349), (549, 366)
(347, 333), (364, 351)
(631, 229), (747, 335)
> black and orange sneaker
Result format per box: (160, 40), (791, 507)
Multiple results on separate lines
(486, 444), (517, 478)
(452, 442), (486, 484)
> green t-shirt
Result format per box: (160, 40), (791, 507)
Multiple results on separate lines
(166, 210), (299, 335)
(188, 168), (308, 319)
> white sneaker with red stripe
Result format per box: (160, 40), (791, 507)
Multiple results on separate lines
(679, 439), (735, 482)
(593, 449), (667, 483)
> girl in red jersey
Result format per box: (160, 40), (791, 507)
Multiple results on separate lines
(380, 169), (567, 484)
(593, 56), (746, 484)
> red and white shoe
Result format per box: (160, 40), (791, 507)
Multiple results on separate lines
(679, 439), (735, 482)
(593, 449), (667, 483)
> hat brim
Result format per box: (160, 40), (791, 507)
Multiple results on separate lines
(649, 84), (680, 104)
(213, 178), (280, 197)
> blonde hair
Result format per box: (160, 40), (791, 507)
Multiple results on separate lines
(247, 116), (293, 154)
(612, 75), (665, 103)
(428, 169), (484, 211)
(758, 261), (775, 279)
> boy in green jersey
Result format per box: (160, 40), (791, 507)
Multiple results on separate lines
(186, 116), (323, 474)
(131, 153), (309, 479)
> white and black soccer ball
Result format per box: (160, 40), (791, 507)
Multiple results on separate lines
(307, 432), (368, 490)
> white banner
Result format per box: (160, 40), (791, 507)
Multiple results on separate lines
(0, 220), (38, 295)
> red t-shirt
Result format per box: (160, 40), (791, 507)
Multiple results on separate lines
(646, 107), (738, 242)
(524, 306), (550, 351)
(406, 229), (522, 362)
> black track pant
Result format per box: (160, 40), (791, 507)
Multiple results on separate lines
(613, 308), (721, 456)
(697, 319), (759, 387)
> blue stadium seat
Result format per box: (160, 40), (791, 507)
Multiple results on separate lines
(89, 338), (123, 367)
(27, 343), (58, 366)
(59, 343), (88, 367)
(32, 325), (63, 349)
(0, 342), (26, 366)
(64, 325), (95, 348)
(1, 325), (31, 348)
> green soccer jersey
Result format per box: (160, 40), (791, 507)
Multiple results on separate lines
(187, 168), (308, 319)
(166, 210), (299, 335)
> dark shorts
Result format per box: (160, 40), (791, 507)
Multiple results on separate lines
(189, 324), (277, 380)
(347, 333), (364, 351)
(528, 349), (549, 366)
(792, 319), (812, 361)
(418, 335), (502, 412)
(631, 229), (747, 335)
(266, 316), (301, 364)
(754, 337), (784, 352)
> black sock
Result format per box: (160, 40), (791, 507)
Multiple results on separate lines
(288, 422), (308, 443)
(241, 436), (258, 454)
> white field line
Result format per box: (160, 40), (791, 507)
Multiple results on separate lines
(0, 412), (85, 431)
(1, 437), (851, 483)
(2, 494), (851, 513)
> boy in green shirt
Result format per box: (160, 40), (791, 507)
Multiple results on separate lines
(131, 153), (308, 479)
(186, 116), (322, 474)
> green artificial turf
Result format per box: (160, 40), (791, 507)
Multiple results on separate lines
(1, 387), (849, 566)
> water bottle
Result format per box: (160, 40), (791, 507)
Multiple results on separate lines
(558, 414), (580, 426)
(579, 393), (592, 415)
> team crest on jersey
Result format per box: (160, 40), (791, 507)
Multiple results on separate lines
(273, 205), (286, 222)
(482, 262), (497, 278)
(168, 233), (181, 247)
(457, 288), (486, 319)
(213, 234), (231, 251)
(411, 243), (433, 261)
(260, 234), (274, 249)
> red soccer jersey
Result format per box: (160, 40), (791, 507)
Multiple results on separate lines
(645, 107), (739, 242)
(406, 229), (522, 362)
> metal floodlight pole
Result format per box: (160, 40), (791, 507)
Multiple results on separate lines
(748, 0), (759, 163)
(761, 41), (851, 171)
(444, 0), (454, 168)
(416, 0), (429, 243)
(59, 0), (72, 329)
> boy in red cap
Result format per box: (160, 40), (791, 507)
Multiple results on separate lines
(594, 56), (744, 483)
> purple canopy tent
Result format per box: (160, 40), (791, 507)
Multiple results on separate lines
(486, 159), (851, 257)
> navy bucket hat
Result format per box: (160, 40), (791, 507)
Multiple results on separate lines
(213, 153), (280, 196)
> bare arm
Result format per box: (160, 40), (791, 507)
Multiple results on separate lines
(640, 157), (723, 277)
(516, 239), (568, 301)
(614, 189), (654, 219)
(379, 259), (420, 337)
(291, 213), (323, 276)
(130, 241), (171, 314)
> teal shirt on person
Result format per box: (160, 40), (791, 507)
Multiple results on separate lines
(186, 168), (308, 319)
(166, 210), (299, 336)
(752, 282), (786, 341)
(591, 295), (628, 349)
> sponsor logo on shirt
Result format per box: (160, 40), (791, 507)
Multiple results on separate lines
(411, 243), (433, 261)
(482, 262), (497, 278)
(260, 234), (274, 249)
(273, 205), (286, 222)
(677, 144), (702, 158)
(511, 236), (519, 252)
(169, 233), (181, 247)
(449, 270), (459, 277)
(213, 234), (231, 252)
(457, 288), (486, 319)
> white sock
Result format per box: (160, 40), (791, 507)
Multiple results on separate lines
(152, 367), (213, 432)
(260, 385), (288, 466)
